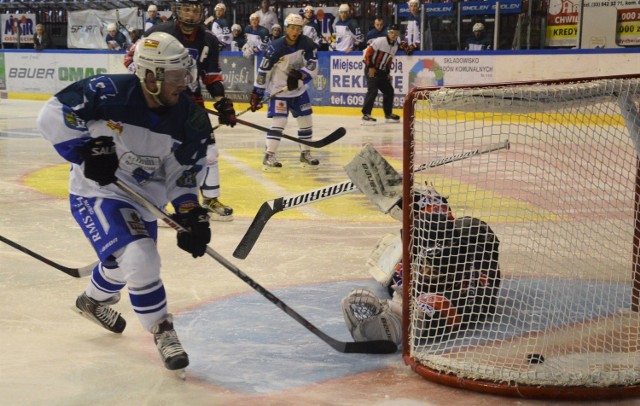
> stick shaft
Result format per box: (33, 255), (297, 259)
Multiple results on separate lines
(232, 140), (510, 259)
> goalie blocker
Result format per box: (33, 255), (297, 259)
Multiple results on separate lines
(342, 187), (501, 343)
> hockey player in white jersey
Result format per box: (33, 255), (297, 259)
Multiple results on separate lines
(37, 32), (212, 375)
(334, 4), (363, 53)
(242, 13), (271, 58)
(250, 13), (320, 171)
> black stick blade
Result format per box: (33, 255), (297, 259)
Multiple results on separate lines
(341, 340), (398, 354)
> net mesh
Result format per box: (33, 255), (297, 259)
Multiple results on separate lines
(404, 77), (640, 390)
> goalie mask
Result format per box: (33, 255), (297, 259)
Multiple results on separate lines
(177, 0), (204, 30)
(134, 32), (197, 96)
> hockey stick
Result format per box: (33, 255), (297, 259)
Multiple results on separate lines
(0, 234), (96, 278)
(233, 140), (511, 259)
(114, 180), (397, 355)
(212, 88), (287, 131)
(205, 108), (346, 148)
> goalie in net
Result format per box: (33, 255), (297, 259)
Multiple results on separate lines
(342, 182), (502, 346)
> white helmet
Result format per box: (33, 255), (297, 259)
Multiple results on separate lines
(284, 13), (304, 27)
(408, 0), (419, 6)
(249, 13), (260, 22)
(215, 3), (226, 12)
(231, 23), (242, 32)
(473, 23), (485, 32)
(107, 23), (117, 32)
(339, 4), (350, 12)
(304, 5), (313, 13)
(133, 32), (196, 84)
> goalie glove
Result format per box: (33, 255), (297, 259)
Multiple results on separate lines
(341, 288), (402, 346)
(214, 97), (237, 128)
(172, 205), (211, 258)
(286, 69), (303, 91)
(250, 87), (265, 112)
(78, 136), (118, 186)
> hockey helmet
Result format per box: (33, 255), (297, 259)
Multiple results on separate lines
(338, 4), (350, 13)
(107, 23), (117, 32)
(133, 32), (196, 85)
(304, 5), (314, 13)
(284, 13), (304, 27)
(231, 23), (242, 33)
(214, 2), (226, 12)
(473, 23), (485, 32)
(176, 0), (204, 28)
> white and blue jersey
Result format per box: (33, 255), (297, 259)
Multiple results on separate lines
(405, 14), (421, 48)
(244, 24), (271, 53)
(37, 74), (212, 259)
(334, 18), (363, 52)
(254, 34), (318, 106)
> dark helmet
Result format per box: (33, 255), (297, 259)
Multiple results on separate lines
(176, 0), (204, 29)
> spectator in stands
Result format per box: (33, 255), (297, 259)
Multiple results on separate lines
(465, 23), (492, 51)
(334, 4), (363, 53)
(230, 24), (246, 51)
(167, 3), (178, 22)
(33, 24), (53, 51)
(255, 0), (279, 32)
(365, 16), (387, 47)
(207, 3), (232, 51)
(270, 24), (282, 41)
(145, 5), (163, 31)
(105, 23), (127, 51)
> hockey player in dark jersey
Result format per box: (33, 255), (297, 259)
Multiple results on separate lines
(141, 0), (236, 221)
(341, 147), (501, 345)
(38, 31), (211, 376)
(249, 13), (320, 171)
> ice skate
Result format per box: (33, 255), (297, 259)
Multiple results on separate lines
(151, 314), (189, 372)
(361, 114), (377, 125)
(299, 150), (320, 168)
(385, 113), (400, 123)
(202, 197), (233, 222)
(74, 292), (126, 334)
(262, 151), (283, 172)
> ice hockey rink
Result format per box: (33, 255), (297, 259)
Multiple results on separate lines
(2, 98), (638, 406)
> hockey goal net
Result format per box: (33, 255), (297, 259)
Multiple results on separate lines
(401, 75), (640, 399)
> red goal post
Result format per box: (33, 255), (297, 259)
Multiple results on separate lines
(401, 75), (640, 399)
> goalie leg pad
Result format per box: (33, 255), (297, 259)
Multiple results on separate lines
(344, 144), (403, 214)
(341, 288), (402, 345)
(366, 233), (403, 287)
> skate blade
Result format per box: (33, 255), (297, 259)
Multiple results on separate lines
(174, 369), (187, 380)
(385, 119), (400, 124)
(300, 162), (320, 169)
(361, 121), (377, 126)
(208, 213), (234, 222)
(262, 165), (282, 173)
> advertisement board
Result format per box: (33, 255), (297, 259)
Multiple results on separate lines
(581, 0), (640, 48)
(1, 13), (36, 44)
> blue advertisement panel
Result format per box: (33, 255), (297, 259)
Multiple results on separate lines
(461, 0), (522, 15)
(398, 3), (454, 17)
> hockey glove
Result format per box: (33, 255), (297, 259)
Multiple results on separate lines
(214, 97), (237, 128)
(78, 136), (118, 186)
(250, 89), (264, 112)
(286, 69), (303, 91)
(173, 206), (211, 258)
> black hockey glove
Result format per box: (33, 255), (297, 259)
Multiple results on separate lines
(173, 206), (211, 258)
(286, 69), (303, 91)
(78, 136), (118, 186)
(250, 90), (263, 112)
(214, 97), (237, 128)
